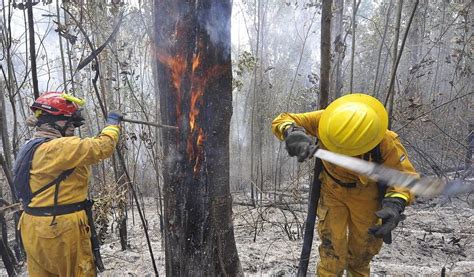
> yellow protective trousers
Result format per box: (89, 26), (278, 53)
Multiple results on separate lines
(19, 211), (96, 277)
(316, 172), (383, 277)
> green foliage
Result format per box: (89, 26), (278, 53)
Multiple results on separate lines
(233, 51), (257, 91)
(235, 51), (257, 76)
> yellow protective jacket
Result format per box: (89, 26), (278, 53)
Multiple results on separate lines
(19, 125), (120, 277)
(27, 125), (120, 208)
(272, 110), (416, 203)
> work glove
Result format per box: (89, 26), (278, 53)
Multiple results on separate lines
(106, 111), (124, 125)
(284, 124), (316, 162)
(369, 197), (406, 244)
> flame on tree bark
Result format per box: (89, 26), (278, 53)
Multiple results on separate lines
(154, 0), (242, 275)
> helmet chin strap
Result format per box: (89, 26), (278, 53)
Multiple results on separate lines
(36, 114), (76, 137)
(48, 122), (68, 137)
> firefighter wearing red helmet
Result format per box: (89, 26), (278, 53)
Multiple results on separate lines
(14, 91), (123, 276)
(30, 91), (85, 116)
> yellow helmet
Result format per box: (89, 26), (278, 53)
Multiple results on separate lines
(318, 93), (388, 156)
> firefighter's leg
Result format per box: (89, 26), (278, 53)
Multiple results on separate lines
(60, 214), (95, 277)
(20, 214), (58, 277)
(316, 181), (350, 276)
(24, 251), (57, 277)
(346, 184), (383, 276)
(20, 213), (95, 277)
(75, 217), (96, 277)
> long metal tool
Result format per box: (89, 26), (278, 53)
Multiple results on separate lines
(122, 117), (178, 130)
(314, 149), (472, 198)
(297, 157), (322, 277)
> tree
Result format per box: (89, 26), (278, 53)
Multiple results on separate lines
(154, 0), (242, 275)
(330, 0), (344, 98)
(320, 0), (331, 107)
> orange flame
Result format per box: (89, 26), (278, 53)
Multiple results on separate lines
(193, 129), (206, 173)
(192, 53), (201, 73)
(157, 53), (186, 119)
(189, 53), (203, 133)
(188, 53), (205, 174)
(158, 40), (224, 177)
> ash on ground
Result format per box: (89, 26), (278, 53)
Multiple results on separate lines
(2, 193), (473, 276)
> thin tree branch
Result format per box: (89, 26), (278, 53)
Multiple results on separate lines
(385, 0), (419, 128)
(395, 91), (474, 132)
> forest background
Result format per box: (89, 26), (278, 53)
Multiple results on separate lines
(0, 0), (472, 275)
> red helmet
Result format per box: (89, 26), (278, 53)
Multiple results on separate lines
(30, 92), (84, 117)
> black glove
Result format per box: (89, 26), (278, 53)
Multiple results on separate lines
(369, 197), (406, 243)
(106, 111), (124, 125)
(284, 124), (316, 162)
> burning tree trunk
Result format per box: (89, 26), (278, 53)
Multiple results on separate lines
(154, 1), (242, 275)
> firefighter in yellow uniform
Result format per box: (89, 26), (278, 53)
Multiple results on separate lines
(272, 94), (417, 276)
(14, 92), (122, 276)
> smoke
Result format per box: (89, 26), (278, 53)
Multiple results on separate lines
(197, 0), (231, 57)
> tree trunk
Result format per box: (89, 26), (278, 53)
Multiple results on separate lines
(467, 123), (473, 170)
(320, 0), (332, 108)
(27, 0), (39, 99)
(0, 229), (17, 277)
(385, 0), (403, 126)
(0, 81), (23, 263)
(372, 0), (393, 97)
(385, 0), (419, 129)
(330, 0), (344, 98)
(154, 1), (242, 275)
(0, 81), (12, 182)
(349, 0), (357, 93)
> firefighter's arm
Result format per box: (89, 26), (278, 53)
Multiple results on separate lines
(54, 125), (120, 169)
(381, 131), (418, 204)
(271, 110), (324, 140)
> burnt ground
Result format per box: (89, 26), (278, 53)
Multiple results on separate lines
(2, 193), (473, 276)
(233, 193), (474, 276)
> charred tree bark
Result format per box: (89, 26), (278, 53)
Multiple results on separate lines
(27, 0), (39, 99)
(154, 1), (242, 276)
(0, 230), (17, 277)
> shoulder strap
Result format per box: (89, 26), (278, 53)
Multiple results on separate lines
(15, 137), (76, 208)
(370, 144), (383, 164)
(49, 168), (75, 225)
(31, 168), (75, 198)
